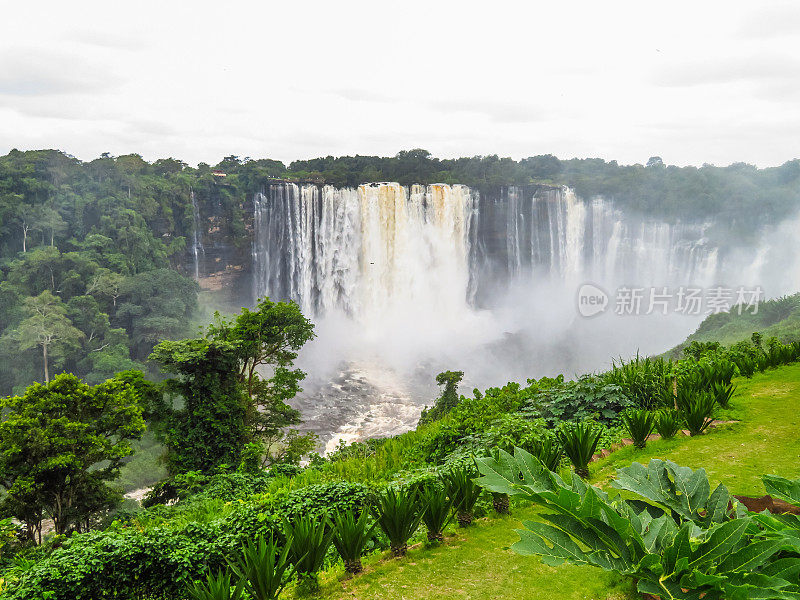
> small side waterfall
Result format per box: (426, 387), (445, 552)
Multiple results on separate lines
(190, 189), (205, 281)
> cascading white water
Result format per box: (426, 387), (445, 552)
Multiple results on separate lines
(190, 189), (205, 281)
(253, 182), (476, 323)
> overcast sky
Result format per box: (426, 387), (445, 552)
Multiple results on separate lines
(1, 1), (799, 168)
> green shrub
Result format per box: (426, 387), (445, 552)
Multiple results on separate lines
(329, 511), (375, 574)
(712, 382), (736, 409)
(419, 486), (454, 542)
(557, 421), (602, 479)
(442, 465), (483, 527)
(654, 409), (682, 439)
(603, 355), (673, 409)
(188, 571), (245, 600)
(529, 437), (563, 472)
(283, 516), (333, 591)
(676, 389), (716, 436)
(278, 482), (372, 520)
(227, 536), (294, 600)
(529, 375), (633, 425)
(620, 409), (655, 449)
(373, 488), (423, 557)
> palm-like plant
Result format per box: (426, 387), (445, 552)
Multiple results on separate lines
(557, 421), (602, 479)
(330, 511), (375, 574)
(712, 382), (736, 409)
(373, 488), (423, 557)
(283, 516), (333, 590)
(420, 486), (453, 542)
(227, 536), (294, 600)
(654, 409), (682, 439)
(620, 409), (655, 449)
(530, 437), (563, 472)
(188, 571), (245, 600)
(442, 466), (482, 527)
(676, 389), (716, 436)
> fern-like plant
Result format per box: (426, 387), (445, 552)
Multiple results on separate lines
(227, 536), (294, 600)
(676, 389), (716, 436)
(283, 516), (333, 590)
(442, 466), (482, 527)
(621, 409), (655, 449)
(330, 511), (375, 574)
(419, 486), (453, 542)
(373, 488), (423, 557)
(557, 421), (602, 479)
(188, 571), (245, 600)
(654, 409), (682, 439)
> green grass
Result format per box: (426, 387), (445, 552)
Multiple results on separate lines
(310, 362), (800, 600)
(314, 508), (633, 600)
(669, 293), (800, 354)
(592, 362), (800, 495)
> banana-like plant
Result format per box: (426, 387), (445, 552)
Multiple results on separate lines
(620, 409), (655, 449)
(475, 449), (800, 600)
(420, 486), (454, 542)
(330, 511), (376, 574)
(227, 536), (295, 600)
(557, 421), (602, 479)
(373, 488), (424, 557)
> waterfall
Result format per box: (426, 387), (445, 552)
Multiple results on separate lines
(252, 182), (475, 320)
(252, 183), (728, 315)
(190, 189), (205, 281)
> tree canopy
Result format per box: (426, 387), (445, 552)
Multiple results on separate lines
(0, 373), (145, 540)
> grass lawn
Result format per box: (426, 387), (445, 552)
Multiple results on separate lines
(591, 362), (800, 495)
(312, 363), (800, 600)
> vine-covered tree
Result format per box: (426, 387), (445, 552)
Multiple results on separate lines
(149, 297), (316, 473)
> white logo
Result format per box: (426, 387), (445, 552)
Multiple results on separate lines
(577, 283), (609, 317)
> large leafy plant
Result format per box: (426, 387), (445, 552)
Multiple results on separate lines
(475, 450), (800, 600)
(528, 376), (632, 425)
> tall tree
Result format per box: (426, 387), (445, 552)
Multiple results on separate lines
(12, 291), (83, 382)
(0, 374), (145, 539)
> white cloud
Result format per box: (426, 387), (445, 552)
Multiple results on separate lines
(0, 0), (798, 167)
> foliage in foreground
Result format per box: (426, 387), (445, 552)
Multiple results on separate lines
(476, 450), (800, 600)
(227, 536), (295, 600)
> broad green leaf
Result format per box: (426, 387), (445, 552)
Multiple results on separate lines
(717, 540), (784, 572)
(688, 518), (750, 569)
(763, 475), (800, 507)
